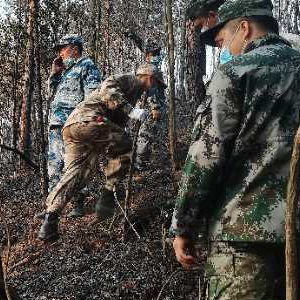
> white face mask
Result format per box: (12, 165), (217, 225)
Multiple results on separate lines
(62, 47), (77, 68)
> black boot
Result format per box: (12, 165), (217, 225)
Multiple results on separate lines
(34, 210), (46, 220)
(95, 188), (116, 220)
(38, 212), (59, 241)
(67, 194), (85, 218)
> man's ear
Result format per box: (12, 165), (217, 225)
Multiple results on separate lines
(240, 20), (251, 40)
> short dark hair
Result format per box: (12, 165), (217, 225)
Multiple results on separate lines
(244, 16), (279, 34)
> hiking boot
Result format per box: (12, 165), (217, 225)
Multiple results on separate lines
(67, 194), (85, 218)
(34, 210), (46, 220)
(95, 188), (116, 220)
(38, 212), (59, 241)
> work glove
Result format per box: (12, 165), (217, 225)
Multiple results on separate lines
(151, 109), (161, 121)
(128, 108), (149, 122)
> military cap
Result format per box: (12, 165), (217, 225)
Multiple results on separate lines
(136, 64), (167, 88)
(200, 0), (276, 46)
(54, 34), (83, 51)
(186, 0), (225, 20)
(144, 40), (161, 55)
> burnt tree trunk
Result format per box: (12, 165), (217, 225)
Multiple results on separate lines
(286, 127), (299, 300)
(186, 23), (206, 121)
(19, 0), (36, 165)
(164, 0), (178, 170)
(12, 0), (22, 150)
(34, 0), (48, 198)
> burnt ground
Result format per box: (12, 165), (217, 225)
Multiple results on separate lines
(0, 129), (204, 300)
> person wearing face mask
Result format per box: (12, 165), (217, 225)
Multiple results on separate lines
(133, 42), (168, 182)
(44, 34), (102, 219)
(186, 0), (225, 31)
(37, 64), (165, 241)
(171, 0), (300, 298)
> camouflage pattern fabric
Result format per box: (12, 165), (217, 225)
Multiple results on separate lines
(186, 0), (225, 19)
(200, 0), (276, 46)
(48, 127), (65, 192)
(47, 56), (101, 193)
(46, 73), (147, 213)
(135, 87), (168, 171)
(64, 74), (145, 128)
(49, 56), (102, 126)
(203, 242), (284, 300)
(170, 34), (300, 243)
(54, 34), (83, 51)
(46, 121), (131, 213)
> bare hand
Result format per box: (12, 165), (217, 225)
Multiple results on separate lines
(173, 235), (198, 269)
(151, 109), (161, 121)
(51, 56), (64, 74)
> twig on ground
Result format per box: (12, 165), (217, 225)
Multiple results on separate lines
(9, 250), (44, 272)
(156, 269), (181, 300)
(0, 144), (38, 169)
(113, 189), (141, 240)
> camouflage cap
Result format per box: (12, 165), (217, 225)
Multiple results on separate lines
(136, 64), (167, 88)
(200, 0), (276, 46)
(186, 0), (225, 20)
(54, 34), (83, 51)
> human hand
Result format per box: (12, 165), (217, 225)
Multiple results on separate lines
(128, 108), (149, 122)
(173, 235), (198, 269)
(51, 56), (64, 74)
(151, 109), (161, 121)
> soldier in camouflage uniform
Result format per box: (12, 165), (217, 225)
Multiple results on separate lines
(47, 34), (102, 218)
(170, 0), (300, 298)
(38, 64), (165, 241)
(134, 43), (168, 181)
(134, 87), (167, 174)
(186, 0), (225, 30)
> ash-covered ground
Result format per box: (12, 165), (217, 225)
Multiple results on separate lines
(0, 131), (203, 300)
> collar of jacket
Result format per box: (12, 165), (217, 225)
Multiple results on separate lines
(63, 56), (86, 73)
(244, 33), (292, 54)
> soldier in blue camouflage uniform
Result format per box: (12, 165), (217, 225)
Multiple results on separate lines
(47, 34), (102, 218)
(170, 0), (300, 298)
(134, 43), (168, 181)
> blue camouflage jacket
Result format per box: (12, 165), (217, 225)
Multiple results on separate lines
(48, 57), (102, 126)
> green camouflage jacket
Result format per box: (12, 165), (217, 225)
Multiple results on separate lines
(171, 34), (300, 243)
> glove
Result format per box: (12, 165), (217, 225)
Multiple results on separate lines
(151, 109), (161, 121)
(128, 108), (149, 122)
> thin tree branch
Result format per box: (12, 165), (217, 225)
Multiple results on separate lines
(0, 144), (38, 169)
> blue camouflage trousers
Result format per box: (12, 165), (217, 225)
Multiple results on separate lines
(203, 242), (285, 300)
(135, 112), (167, 171)
(48, 126), (65, 193)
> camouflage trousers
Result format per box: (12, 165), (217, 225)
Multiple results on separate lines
(48, 126), (65, 192)
(203, 242), (285, 300)
(46, 121), (131, 213)
(135, 112), (167, 171)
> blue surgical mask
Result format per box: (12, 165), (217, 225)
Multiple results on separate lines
(150, 55), (162, 66)
(219, 47), (234, 65)
(219, 22), (242, 65)
(63, 57), (75, 69)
